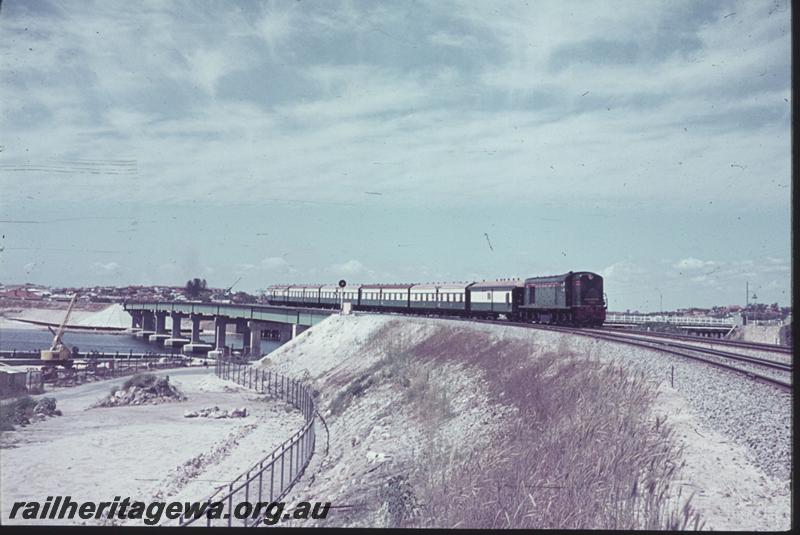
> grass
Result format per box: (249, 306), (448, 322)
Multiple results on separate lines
(356, 322), (704, 530)
(327, 322), (454, 423)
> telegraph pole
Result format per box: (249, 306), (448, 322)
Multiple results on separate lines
(655, 287), (663, 315)
(745, 281), (749, 323)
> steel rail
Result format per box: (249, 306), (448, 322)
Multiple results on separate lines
(526, 324), (792, 390)
(583, 329), (791, 370)
(599, 326), (792, 354)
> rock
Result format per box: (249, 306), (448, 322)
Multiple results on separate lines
(184, 410), (199, 418)
(230, 407), (248, 418)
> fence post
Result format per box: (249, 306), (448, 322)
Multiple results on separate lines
(258, 462), (264, 504)
(227, 484), (233, 528)
(289, 440), (294, 484)
(244, 473), (250, 528)
(270, 454), (275, 501)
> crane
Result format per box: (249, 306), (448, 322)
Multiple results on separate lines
(225, 277), (242, 294)
(40, 293), (77, 368)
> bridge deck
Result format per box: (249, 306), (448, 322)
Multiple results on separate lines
(124, 301), (335, 326)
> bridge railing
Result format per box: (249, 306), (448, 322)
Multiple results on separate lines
(178, 359), (316, 527)
(606, 314), (734, 327)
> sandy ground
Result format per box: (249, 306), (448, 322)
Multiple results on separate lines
(0, 367), (304, 526)
(651, 386), (791, 530)
(258, 314), (510, 527)
(257, 313), (790, 529)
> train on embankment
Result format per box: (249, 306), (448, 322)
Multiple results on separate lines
(266, 271), (606, 327)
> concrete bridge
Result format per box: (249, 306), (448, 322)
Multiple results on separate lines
(123, 301), (334, 358)
(605, 313), (736, 337)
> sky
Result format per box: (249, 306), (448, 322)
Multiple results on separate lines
(0, 0), (792, 312)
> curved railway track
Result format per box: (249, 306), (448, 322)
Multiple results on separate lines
(530, 324), (792, 390)
(427, 315), (793, 390)
(600, 326), (792, 355)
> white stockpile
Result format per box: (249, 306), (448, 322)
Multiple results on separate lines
(8, 304), (133, 329)
(74, 304), (133, 329)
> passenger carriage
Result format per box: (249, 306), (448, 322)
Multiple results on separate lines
(409, 283), (469, 315)
(266, 284), (291, 304)
(467, 279), (524, 319)
(359, 284), (412, 311)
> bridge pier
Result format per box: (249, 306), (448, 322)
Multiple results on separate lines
(292, 324), (308, 338)
(182, 314), (213, 355)
(215, 317), (227, 350)
(149, 311), (170, 344)
(165, 312), (190, 348)
(170, 313), (182, 338)
(248, 320), (262, 358)
(136, 311), (156, 338)
(190, 314), (202, 343)
(208, 316), (229, 359)
(236, 319), (252, 355)
(130, 311), (143, 330)
(123, 302), (331, 358)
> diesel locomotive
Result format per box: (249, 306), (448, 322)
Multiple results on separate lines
(266, 271), (606, 327)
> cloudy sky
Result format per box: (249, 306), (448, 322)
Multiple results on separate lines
(0, 0), (791, 311)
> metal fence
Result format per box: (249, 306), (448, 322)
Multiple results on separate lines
(179, 359), (316, 527)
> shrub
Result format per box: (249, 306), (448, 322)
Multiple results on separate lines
(0, 395), (39, 431)
(0, 403), (16, 431)
(122, 373), (158, 390)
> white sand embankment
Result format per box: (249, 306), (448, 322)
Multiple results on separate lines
(256, 313), (790, 530)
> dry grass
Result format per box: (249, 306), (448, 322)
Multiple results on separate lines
(315, 319), (702, 529)
(328, 322), (454, 423)
(393, 324), (703, 530)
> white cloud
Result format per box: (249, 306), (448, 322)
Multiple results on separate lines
(260, 257), (290, 270)
(600, 260), (644, 282)
(673, 257), (716, 270)
(330, 259), (373, 278)
(0, 1), (789, 309)
(90, 261), (121, 274)
(429, 31), (479, 48)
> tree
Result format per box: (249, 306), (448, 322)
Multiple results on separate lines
(185, 278), (208, 299)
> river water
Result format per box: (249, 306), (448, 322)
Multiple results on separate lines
(0, 321), (281, 355)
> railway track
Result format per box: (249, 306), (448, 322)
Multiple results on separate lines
(600, 326), (792, 355)
(421, 315), (792, 390)
(355, 312), (793, 390)
(532, 324), (792, 390)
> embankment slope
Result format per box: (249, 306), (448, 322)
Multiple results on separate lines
(257, 314), (787, 529)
